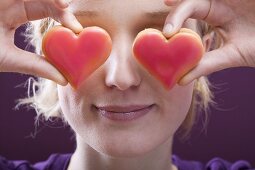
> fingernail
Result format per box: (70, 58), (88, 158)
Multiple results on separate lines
(73, 20), (83, 33)
(163, 23), (173, 35)
(57, 0), (72, 8)
(57, 75), (68, 86)
(178, 79), (186, 86)
(64, 0), (72, 4)
(62, 0), (72, 6)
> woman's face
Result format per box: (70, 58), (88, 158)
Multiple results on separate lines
(57, 0), (196, 157)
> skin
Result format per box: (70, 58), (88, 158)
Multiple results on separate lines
(57, 1), (203, 170)
(0, 0), (254, 170)
(163, 0), (255, 85)
(0, 0), (82, 85)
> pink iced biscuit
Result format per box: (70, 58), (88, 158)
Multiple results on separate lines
(42, 26), (112, 89)
(133, 28), (204, 90)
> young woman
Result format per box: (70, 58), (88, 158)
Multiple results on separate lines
(0, 0), (254, 170)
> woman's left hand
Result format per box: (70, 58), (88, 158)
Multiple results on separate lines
(163, 0), (255, 85)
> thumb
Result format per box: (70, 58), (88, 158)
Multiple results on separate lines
(178, 44), (243, 85)
(163, 0), (211, 37)
(1, 46), (68, 86)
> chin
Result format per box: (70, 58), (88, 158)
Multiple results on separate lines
(91, 137), (157, 158)
(98, 146), (152, 158)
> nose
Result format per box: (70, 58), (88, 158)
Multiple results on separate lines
(105, 33), (141, 91)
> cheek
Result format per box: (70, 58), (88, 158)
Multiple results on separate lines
(57, 85), (98, 139)
(161, 82), (195, 133)
(57, 85), (85, 128)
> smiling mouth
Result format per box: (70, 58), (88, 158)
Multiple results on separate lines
(94, 104), (155, 113)
(92, 104), (156, 121)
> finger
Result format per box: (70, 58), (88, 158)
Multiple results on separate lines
(163, 0), (211, 37)
(1, 46), (68, 86)
(178, 44), (244, 86)
(24, 0), (83, 33)
(56, 9), (84, 34)
(54, 0), (72, 9)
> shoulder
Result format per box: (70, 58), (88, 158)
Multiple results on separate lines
(33, 153), (72, 170)
(0, 153), (72, 170)
(172, 155), (253, 170)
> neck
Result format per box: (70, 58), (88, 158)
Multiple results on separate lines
(68, 136), (177, 170)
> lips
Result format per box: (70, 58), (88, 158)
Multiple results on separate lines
(95, 104), (154, 113)
(94, 104), (155, 121)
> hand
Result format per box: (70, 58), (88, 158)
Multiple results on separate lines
(0, 0), (83, 85)
(163, 0), (255, 85)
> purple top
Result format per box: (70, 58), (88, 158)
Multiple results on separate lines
(0, 153), (252, 170)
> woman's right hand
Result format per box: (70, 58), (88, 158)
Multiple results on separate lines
(0, 0), (83, 85)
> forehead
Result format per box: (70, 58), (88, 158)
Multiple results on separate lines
(70, 0), (171, 19)
(70, 0), (197, 30)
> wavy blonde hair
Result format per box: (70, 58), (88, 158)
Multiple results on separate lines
(16, 18), (219, 139)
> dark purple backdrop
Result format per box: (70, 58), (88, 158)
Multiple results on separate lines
(0, 25), (255, 166)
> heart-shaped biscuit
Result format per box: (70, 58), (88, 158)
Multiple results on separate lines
(133, 28), (204, 90)
(42, 26), (112, 89)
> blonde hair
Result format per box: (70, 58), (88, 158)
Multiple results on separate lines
(16, 18), (219, 139)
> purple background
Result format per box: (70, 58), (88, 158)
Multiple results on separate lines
(0, 25), (255, 166)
